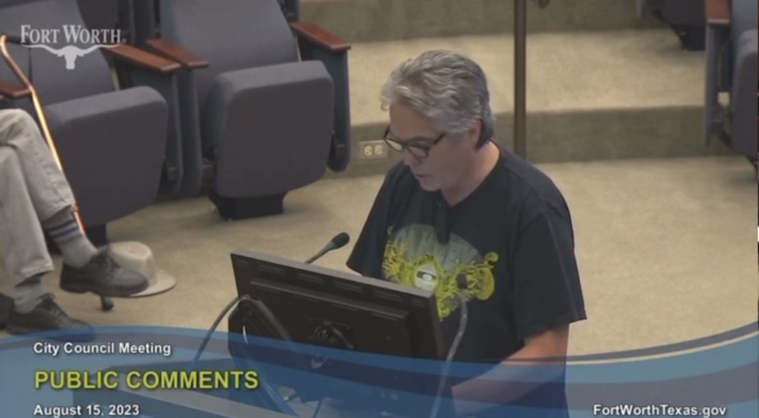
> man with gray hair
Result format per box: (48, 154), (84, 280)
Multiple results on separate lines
(347, 50), (586, 417)
(0, 108), (149, 341)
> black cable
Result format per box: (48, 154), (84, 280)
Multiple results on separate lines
(192, 294), (311, 416)
(191, 294), (333, 418)
(189, 294), (252, 371)
(311, 399), (323, 418)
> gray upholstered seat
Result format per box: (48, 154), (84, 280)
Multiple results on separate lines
(0, 0), (186, 312)
(0, 0), (181, 232)
(704, 0), (758, 161)
(128, 0), (352, 220)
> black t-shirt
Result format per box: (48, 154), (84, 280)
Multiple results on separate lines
(346, 148), (586, 414)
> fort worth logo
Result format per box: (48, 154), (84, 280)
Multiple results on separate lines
(19, 25), (121, 70)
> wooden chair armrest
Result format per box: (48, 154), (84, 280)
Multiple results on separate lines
(290, 21), (351, 53)
(106, 44), (182, 74)
(705, 0), (730, 26)
(144, 38), (209, 69)
(0, 77), (30, 99)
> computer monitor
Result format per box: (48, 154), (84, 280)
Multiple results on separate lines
(229, 249), (448, 414)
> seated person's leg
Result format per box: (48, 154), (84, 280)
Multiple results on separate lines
(0, 146), (90, 338)
(0, 109), (150, 339)
(0, 109), (148, 296)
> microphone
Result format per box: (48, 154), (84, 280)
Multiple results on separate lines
(305, 232), (350, 264)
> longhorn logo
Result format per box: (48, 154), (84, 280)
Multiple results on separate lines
(23, 44), (117, 70)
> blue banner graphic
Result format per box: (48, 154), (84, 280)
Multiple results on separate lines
(0, 324), (755, 418)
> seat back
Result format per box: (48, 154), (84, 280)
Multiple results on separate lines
(728, 0), (758, 157)
(659, 0), (705, 26)
(156, 0), (299, 111)
(278, 0), (301, 21)
(76, 0), (119, 31)
(728, 28), (757, 157)
(0, 0), (115, 106)
(730, 0), (758, 44)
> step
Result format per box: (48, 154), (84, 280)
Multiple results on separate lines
(300, 0), (666, 43)
(324, 29), (732, 179)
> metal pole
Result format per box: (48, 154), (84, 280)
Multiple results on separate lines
(514, 0), (527, 159)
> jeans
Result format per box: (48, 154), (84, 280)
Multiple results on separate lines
(0, 109), (75, 285)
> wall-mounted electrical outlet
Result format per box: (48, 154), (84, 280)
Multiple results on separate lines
(358, 140), (389, 160)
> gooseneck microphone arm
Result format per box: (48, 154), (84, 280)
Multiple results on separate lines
(305, 249), (329, 265)
(429, 274), (470, 418)
(305, 232), (351, 264)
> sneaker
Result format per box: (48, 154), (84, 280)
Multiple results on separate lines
(60, 250), (149, 297)
(7, 294), (94, 342)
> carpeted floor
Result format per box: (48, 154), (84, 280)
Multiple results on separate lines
(1, 155), (756, 356)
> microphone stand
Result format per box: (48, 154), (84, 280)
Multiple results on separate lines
(0, 34), (114, 311)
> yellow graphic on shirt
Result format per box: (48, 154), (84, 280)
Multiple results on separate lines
(382, 224), (497, 320)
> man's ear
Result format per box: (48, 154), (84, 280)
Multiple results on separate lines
(468, 119), (483, 146)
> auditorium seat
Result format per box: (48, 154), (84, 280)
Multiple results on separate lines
(126, 0), (352, 220)
(277, 0), (302, 22)
(75, 0), (137, 91)
(703, 0), (758, 162)
(0, 0), (181, 237)
(76, 0), (120, 31)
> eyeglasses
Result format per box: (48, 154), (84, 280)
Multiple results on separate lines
(383, 126), (446, 159)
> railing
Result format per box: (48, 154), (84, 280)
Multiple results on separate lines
(514, 0), (552, 159)
(279, 0), (548, 160)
